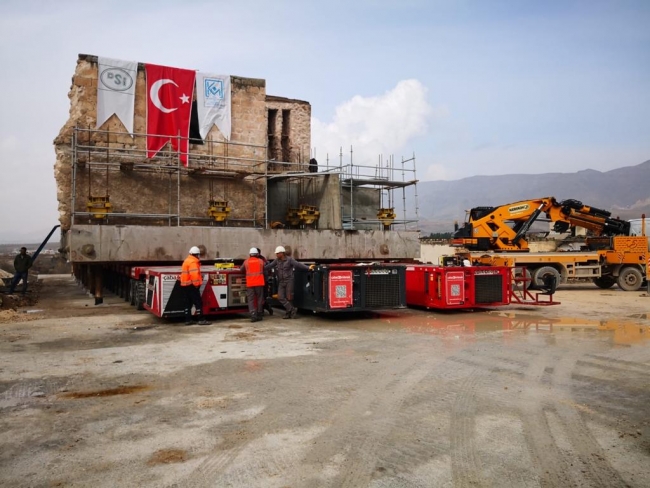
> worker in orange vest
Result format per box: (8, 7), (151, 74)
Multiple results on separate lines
(240, 247), (266, 322)
(180, 246), (210, 325)
(254, 247), (274, 316)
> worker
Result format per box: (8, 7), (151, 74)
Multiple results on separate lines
(180, 246), (210, 325)
(254, 247), (274, 316)
(9, 247), (32, 295)
(240, 248), (266, 322)
(264, 245), (312, 319)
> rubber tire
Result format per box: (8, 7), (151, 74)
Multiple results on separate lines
(532, 266), (561, 289)
(617, 267), (643, 292)
(129, 280), (136, 306)
(593, 275), (616, 289)
(135, 280), (146, 310)
(512, 267), (532, 291)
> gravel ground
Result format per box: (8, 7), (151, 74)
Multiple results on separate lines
(0, 276), (649, 487)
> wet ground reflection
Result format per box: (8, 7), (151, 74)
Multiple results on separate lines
(338, 310), (649, 346)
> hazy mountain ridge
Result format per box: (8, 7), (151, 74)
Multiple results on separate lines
(412, 160), (650, 233)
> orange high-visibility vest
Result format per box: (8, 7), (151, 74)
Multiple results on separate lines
(243, 257), (265, 287)
(180, 255), (202, 287)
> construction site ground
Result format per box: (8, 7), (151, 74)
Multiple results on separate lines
(1, 276), (649, 487)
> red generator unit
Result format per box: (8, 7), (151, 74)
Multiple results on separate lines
(405, 265), (511, 310)
(293, 263), (407, 312)
(139, 266), (249, 318)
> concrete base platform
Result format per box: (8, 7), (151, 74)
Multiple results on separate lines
(65, 225), (420, 263)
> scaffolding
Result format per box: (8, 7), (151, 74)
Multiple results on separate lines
(327, 146), (419, 231)
(67, 127), (419, 232)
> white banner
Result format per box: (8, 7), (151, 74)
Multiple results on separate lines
(96, 56), (137, 135)
(196, 73), (231, 140)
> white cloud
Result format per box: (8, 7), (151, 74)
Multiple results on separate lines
(311, 79), (431, 172)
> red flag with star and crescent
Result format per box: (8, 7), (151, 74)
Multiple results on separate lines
(145, 63), (196, 166)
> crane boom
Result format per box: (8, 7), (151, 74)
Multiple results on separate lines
(452, 197), (631, 252)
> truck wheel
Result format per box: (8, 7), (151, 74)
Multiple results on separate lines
(617, 267), (643, 291)
(593, 275), (616, 289)
(532, 266), (561, 289)
(129, 280), (136, 306)
(135, 280), (146, 310)
(512, 268), (531, 291)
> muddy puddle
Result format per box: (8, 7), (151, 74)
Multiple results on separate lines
(331, 310), (650, 345)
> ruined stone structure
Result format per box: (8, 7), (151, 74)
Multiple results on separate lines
(54, 54), (311, 233)
(54, 54), (420, 264)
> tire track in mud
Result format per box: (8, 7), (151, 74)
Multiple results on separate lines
(449, 369), (486, 487)
(518, 347), (575, 488)
(447, 342), (540, 488)
(181, 347), (440, 488)
(179, 397), (319, 487)
(338, 341), (531, 487)
(338, 343), (527, 487)
(584, 353), (650, 374)
(320, 352), (444, 488)
(518, 344), (632, 488)
(0, 377), (71, 408)
(551, 353), (630, 488)
(348, 342), (539, 488)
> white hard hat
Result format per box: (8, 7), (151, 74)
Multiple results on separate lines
(249, 247), (259, 255)
(189, 246), (201, 255)
(275, 245), (286, 253)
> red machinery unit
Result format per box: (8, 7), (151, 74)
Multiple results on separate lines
(140, 266), (248, 318)
(292, 263), (407, 312)
(405, 265), (511, 310)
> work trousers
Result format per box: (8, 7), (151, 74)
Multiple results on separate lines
(182, 285), (203, 321)
(277, 279), (295, 312)
(246, 286), (265, 318)
(9, 272), (28, 294)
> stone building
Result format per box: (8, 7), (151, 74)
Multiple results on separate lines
(54, 54), (419, 265)
(54, 54), (314, 233)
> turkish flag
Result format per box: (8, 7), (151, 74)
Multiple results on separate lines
(145, 63), (196, 166)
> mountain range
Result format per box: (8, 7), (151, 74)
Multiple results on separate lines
(408, 160), (650, 234)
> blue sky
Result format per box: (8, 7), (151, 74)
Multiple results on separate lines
(0, 0), (649, 241)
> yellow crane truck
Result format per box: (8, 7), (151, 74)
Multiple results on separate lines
(451, 197), (648, 291)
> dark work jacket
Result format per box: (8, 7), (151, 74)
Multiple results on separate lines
(14, 254), (32, 273)
(265, 257), (309, 283)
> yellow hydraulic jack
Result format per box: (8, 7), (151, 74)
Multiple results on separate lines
(207, 200), (231, 222)
(87, 196), (112, 220)
(377, 207), (396, 230)
(297, 204), (320, 227)
(286, 207), (301, 227)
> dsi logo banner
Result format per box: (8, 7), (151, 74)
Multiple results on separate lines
(96, 56), (137, 135)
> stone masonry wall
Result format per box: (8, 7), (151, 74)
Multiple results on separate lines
(265, 96), (311, 171)
(54, 54), (310, 232)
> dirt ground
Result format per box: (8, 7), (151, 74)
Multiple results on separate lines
(1, 276), (649, 487)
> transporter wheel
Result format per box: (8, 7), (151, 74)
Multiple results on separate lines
(512, 267), (532, 291)
(593, 275), (616, 289)
(617, 267), (643, 292)
(135, 280), (146, 310)
(532, 266), (561, 289)
(129, 280), (136, 306)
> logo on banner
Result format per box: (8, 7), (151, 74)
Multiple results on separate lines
(100, 68), (134, 92)
(204, 78), (224, 107)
